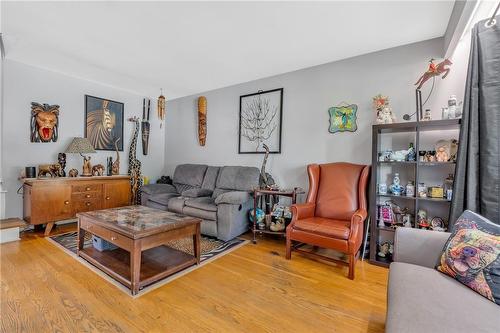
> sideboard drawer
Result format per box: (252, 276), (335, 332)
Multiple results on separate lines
(72, 184), (102, 193)
(73, 199), (102, 213)
(72, 192), (102, 201)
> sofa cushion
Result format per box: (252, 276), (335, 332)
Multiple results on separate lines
(141, 183), (177, 195)
(436, 210), (500, 305)
(215, 166), (260, 192)
(387, 262), (500, 333)
(293, 217), (350, 239)
(148, 192), (179, 206)
(185, 197), (218, 212)
(201, 166), (220, 190)
(182, 188), (213, 198)
(183, 206), (217, 221)
(173, 164), (208, 188)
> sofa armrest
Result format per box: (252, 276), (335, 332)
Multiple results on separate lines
(393, 228), (450, 269)
(181, 188), (213, 198)
(214, 191), (252, 205)
(141, 183), (177, 195)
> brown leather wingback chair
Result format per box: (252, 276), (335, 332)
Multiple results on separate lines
(286, 162), (370, 279)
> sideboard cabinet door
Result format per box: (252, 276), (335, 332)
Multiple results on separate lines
(103, 181), (131, 209)
(31, 184), (73, 223)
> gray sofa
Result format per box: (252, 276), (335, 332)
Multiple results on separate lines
(141, 164), (260, 241)
(387, 228), (500, 333)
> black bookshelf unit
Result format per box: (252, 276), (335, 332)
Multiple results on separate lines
(369, 119), (461, 267)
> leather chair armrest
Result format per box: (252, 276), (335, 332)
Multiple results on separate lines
(290, 203), (315, 221)
(348, 209), (367, 252)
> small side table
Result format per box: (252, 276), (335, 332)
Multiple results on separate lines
(252, 188), (302, 244)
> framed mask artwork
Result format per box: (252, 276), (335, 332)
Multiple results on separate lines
(85, 95), (124, 151)
(328, 102), (358, 133)
(30, 102), (60, 142)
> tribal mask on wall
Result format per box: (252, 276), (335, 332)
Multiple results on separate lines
(30, 102), (59, 142)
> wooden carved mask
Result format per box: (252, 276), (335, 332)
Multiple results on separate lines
(31, 102), (59, 142)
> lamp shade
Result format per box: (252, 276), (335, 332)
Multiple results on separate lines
(65, 137), (96, 154)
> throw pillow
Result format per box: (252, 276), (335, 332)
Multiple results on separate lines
(436, 210), (500, 305)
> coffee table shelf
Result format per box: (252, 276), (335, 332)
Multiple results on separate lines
(79, 245), (197, 290)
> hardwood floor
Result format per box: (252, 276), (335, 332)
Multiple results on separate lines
(0, 223), (388, 332)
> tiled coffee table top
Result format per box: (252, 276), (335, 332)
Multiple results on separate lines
(77, 205), (200, 239)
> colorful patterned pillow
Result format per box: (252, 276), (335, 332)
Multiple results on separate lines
(436, 210), (500, 305)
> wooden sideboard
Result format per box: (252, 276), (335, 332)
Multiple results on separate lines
(23, 175), (131, 235)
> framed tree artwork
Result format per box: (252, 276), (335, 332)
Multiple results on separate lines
(239, 88), (283, 154)
(84, 95), (124, 151)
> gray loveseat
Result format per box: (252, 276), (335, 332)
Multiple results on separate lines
(386, 227), (499, 333)
(141, 164), (260, 241)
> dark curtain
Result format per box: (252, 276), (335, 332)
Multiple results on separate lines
(450, 16), (500, 227)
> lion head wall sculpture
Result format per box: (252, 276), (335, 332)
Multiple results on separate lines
(30, 102), (60, 142)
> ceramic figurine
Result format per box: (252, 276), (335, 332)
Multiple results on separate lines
(390, 173), (404, 196)
(417, 209), (430, 229)
(417, 183), (427, 197)
(69, 168), (78, 177)
(406, 143), (416, 161)
(430, 217), (446, 232)
(82, 156), (92, 177)
(92, 164), (105, 176)
(435, 145), (449, 162)
(377, 241), (393, 258)
(378, 183), (388, 195)
(38, 163), (61, 178)
(58, 153), (66, 177)
(422, 109), (432, 121)
(390, 150), (408, 162)
(373, 94), (396, 124)
(405, 181), (415, 197)
(270, 218), (285, 232)
(403, 214), (412, 228)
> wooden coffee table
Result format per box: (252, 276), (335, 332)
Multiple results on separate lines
(77, 205), (201, 295)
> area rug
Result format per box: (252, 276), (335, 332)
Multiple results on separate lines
(47, 231), (248, 297)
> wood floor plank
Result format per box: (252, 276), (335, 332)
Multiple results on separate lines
(0, 223), (387, 332)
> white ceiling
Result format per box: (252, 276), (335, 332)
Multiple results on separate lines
(2, 1), (455, 99)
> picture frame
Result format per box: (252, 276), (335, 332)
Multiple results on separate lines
(84, 95), (124, 151)
(238, 88), (283, 154)
(328, 103), (358, 133)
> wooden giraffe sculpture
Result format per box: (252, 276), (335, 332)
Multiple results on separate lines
(128, 117), (142, 205)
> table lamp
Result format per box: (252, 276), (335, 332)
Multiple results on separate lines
(65, 137), (96, 177)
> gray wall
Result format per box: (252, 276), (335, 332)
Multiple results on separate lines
(165, 37), (467, 193)
(1, 60), (165, 218)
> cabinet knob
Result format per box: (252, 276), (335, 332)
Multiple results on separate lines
(106, 196), (110, 200)
(111, 236), (117, 241)
(85, 202), (91, 206)
(64, 200), (70, 205)
(86, 187), (91, 191)
(85, 194), (91, 198)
